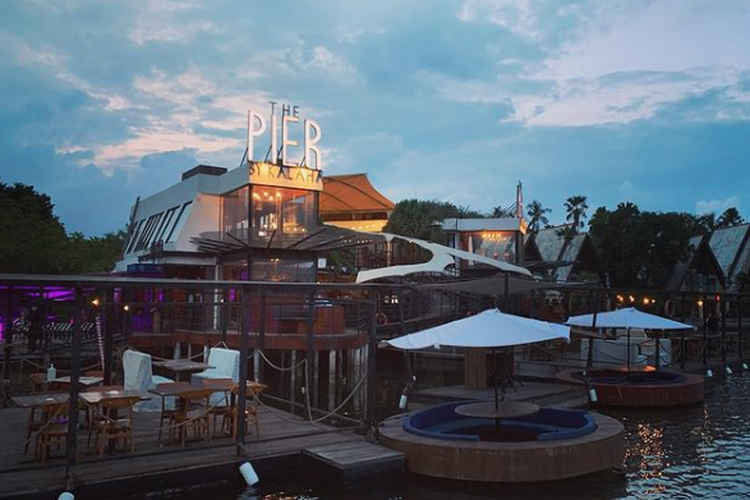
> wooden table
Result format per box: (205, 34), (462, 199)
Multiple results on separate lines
(454, 401), (540, 420)
(455, 401), (540, 441)
(12, 393), (69, 408)
(152, 360), (212, 382)
(79, 389), (149, 406)
(50, 376), (104, 388)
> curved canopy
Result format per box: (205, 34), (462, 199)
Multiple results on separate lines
(356, 233), (532, 283)
(565, 307), (695, 331)
(385, 308), (570, 350)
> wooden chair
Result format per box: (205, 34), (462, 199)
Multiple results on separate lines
(156, 381), (189, 442)
(169, 388), (212, 448)
(201, 378), (234, 437)
(30, 373), (48, 393)
(92, 396), (140, 456)
(84, 385), (124, 446)
(36, 401), (70, 464)
(231, 384), (262, 439)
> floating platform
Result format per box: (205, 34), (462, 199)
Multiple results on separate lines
(379, 406), (624, 483)
(556, 369), (705, 407)
(302, 441), (405, 488)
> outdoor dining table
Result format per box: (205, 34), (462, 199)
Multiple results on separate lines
(152, 359), (213, 382)
(12, 392), (70, 408)
(50, 376), (104, 388)
(78, 389), (149, 406)
(454, 401), (540, 441)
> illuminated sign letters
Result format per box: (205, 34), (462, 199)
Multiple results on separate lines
(247, 102), (322, 170)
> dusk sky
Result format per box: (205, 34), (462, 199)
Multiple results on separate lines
(1, 0), (749, 236)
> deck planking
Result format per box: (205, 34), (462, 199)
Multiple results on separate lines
(0, 403), (363, 499)
(302, 441), (405, 488)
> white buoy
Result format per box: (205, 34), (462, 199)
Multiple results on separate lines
(588, 387), (598, 403)
(240, 461), (259, 486)
(742, 362), (748, 371)
(726, 366), (734, 375)
(57, 492), (74, 500)
(706, 369), (714, 378)
(398, 394), (408, 410)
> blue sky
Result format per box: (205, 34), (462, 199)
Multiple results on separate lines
(1, 0), (749, 235)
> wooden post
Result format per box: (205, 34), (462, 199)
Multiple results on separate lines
(236, 288), (249, 454)
(2, 287), (13, 400)
(220, 290), (229, 344)
(290, 350), (297, 405)
(65, 286), (84, 486)
(258, 287), (267, 382)
(103, 291), (114, 385)
(721, 298), (727, 363)
(366, 295), (378, 429)
(305, 288), (316, 411)
(328, 350), (336, 411)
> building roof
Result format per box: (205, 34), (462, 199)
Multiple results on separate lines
(664, 235), (705, 290)
(440, 218), (524, 232)
(708, 224), (749, 279)
(319, 174), (395, 215)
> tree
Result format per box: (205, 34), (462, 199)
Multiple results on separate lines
(0, 182), (126, 274)
(0, 182), (69, 273)
(564, 195), (589, 233)
(526, 200), (551, 234)
(384, 199), (477, 243)
(716, 207), (744, 228)
(696, 212), (716, 234)
(589, 202), (702, 288)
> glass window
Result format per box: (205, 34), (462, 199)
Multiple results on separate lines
(221, 186), (250, 241)
(470, 231), (516, 262)
(251, 257), (315, 282)
(251, 187), (316, 244)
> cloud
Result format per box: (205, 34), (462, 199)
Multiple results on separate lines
(696, 196), (741, 216)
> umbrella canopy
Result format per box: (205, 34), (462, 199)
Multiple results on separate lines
(565, 307), (695, 331)
(385, 309), (570, 350)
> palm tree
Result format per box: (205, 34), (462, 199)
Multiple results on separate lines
(696, 212), (716, 234)
(716, 207), (744, 228)
(526, 200), (551, 234)
(564, 195), (588, 233)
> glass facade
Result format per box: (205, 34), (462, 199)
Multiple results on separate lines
(462, 231), (517, 262)
(251, 186), (316, 243)
(222, 186), (250, 240)
(220, 185), (316, 244)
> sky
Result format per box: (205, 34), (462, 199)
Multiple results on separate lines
(1, 0), (749, 236)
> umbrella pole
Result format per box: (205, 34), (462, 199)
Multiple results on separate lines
(627, 327), (631, 377)
(493, 347), (500, 441)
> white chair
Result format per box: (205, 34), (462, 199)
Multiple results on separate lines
(191, 347), (240, 406)
(123, 349), (173, 412)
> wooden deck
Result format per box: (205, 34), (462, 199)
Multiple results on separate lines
(0, 403), (364, 500)
(302, 441), (405, 488)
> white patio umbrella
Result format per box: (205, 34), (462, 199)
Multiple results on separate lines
(565, 307), (695, 372)
(385, 309), (570, 411)
(385, 308), (570, 350)
(565, 307), (695, 331)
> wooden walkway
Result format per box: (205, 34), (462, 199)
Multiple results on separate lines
(0, 403), (364, 500)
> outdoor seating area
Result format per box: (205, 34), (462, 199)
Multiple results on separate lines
(6, 347), (269, 465)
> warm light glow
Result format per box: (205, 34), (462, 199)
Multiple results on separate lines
(91, 298), (100, 307)
(643, 297), (651, 306)
(480, 231), (510, 241)
(123, 304), (130, 312)
(697, 300), (704, 307)
(616, 294), (625, 303)
(629, 295), (636, 303)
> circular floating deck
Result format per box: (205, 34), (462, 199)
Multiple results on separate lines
(556, 369), (705, 407)
(379, 409), (624, 482)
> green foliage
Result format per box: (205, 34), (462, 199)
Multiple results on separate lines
(526, 200), (551, 234)
(564, 195), (588, 233)
(0, 182), (125, 274)
(384, 199), (481, 243)
(716, 207), (744, 228)
(589, 202), (702, 288)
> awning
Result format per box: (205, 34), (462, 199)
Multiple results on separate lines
(419, 274), (589, 296)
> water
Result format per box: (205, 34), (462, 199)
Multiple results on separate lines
(144, 376), (750, 500)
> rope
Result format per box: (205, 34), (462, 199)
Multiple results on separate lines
(258, 349), (307, 372)
(0, 399), (69, 461)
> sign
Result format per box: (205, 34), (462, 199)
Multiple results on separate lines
(248, 161), (323, 192)
(247, 102), (323, 170)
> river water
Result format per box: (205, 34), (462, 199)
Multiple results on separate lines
(152, 375), (750, 500)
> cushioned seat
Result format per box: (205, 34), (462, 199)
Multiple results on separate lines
(123, 349), (173, 412)
(191, 348), (240, 406)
